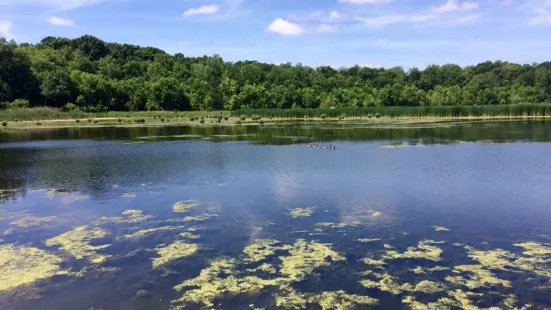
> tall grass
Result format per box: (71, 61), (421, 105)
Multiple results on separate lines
(231, 104), (551, 118)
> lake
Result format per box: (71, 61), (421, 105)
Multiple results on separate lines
(1, 120), (551, 310)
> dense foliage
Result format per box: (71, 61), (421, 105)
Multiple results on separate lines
(1, 35), (551, 112)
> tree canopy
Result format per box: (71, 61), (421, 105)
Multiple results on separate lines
(1, 36), (550, 112)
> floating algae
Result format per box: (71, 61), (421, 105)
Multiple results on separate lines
(275, 287), (378, 310)
(243, 239), (292, 263)
(97, 209), (151, 224)
(151, 241), (199, 269)
(446, 265), (511, 289)
(183, 213), (218, 222)
(514, 242), (551, 256)
(363, 257), (386, 267)
(289, 208), (314, 218)
(433, 226), (450, 232)
(45, 226), (111, 264)
(360, 273), (403, 295)
(172, 258), (279, 308)
(411, 266), (451, 274)
(372, 211), (382, 218)
(402, 295), (457, 310)
(358, 238), (381, 243)
(383, 240), (444, 262)
(180, 231), (201, 240)
(11, 215), (56, 228)
(123, 226), (184, 239)
(0, 245), (67, 292)
(172, 201), (200, 213)
(279, 239), (345, 282)
(246, 263), (277, 274)
(121, 193), (136, 199)
(383, 244), (393, 249)
(410, 280), (447, 294)
(315, 222), (350, 229)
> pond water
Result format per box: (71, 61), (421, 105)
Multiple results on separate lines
(1, 121), (551, 310)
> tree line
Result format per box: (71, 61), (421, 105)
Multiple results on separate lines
(1, 35), (550, 112)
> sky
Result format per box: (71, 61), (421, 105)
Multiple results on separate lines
(0, 0), (551, 68)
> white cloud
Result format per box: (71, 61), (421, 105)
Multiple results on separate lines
(46, 16), (74, 26)
(0, 20), (13, 38)
(267, 18), (305, 36)
(530, 2), (551, 25)
(183, 4), (220, 17)
(338, 0), (392, 4)
(315, 24), (337, 33)
(0, 0), (104, 11)
(429, 0), (479, 14)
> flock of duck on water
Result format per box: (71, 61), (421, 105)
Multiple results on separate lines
(306, 142), (336, 150)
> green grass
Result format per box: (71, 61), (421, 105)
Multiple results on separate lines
(230, 104), (551, 118)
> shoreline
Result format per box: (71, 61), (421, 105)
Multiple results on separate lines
(1, 115), (551, 132)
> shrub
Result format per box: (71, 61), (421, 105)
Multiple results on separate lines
(236, 120), (242, 125)
(75, 119), (80, 123)
(224, 117), (229, 121)
(190, 117), (195, 121)
(36, 122), (42, 126)
(259, 120), (264, 125)
(367, 114), (373, 118)
(61, 103), (80, 112)
(2, 121), (7, 127)
(200, 119), (205, 124)
(321, 114), (327, 119)
(118, 118), (122, 123)
(375, 113), (382, 118)
(135, 119), (145, 123)
(161, 118), (165, 122)
(7, 99), (30, 109)
(13, 119), (18, 122)
(166, 119), (170, 123)
(93, 120), (99, 124)
(88, 119), (92, 123)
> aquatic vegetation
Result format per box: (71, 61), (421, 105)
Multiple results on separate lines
(315, 222), (349, 229)
(411, 280), (447, 294)
(275, 288), (378, 309)
(383, 244), (393, 249)
(180, 231), (201, 240)
(402, 295), (457, 310)
(275, 287), (310, 309)
(45, 226), (111, 264)
(121, 193), (136, 198)
(97, 209), (151, 224)
(172, 200), (199, 213)
(0, 245), (67, 292)
(289, 208), (314, 218)
(358, 238), (381, 243)
(372, 211), (382, 218)
(466, 248), (515, 270)
(363, 257), (386, 267)
(123, 226), (183, 239)
(514, 242), (551, 256)
(279, 239), (345, 282)
(360, 273), (403, 295)
(183, 213), (217, 222)
(246, 263), (277, 274)
(151, 241), (199, 268)
(11, 215), (56, 228)
(243, 239), (291, 263)
(172, 258), (279, 308)
(447, 265), (511, 289)
(384, 240), (444, 262)
(433, 226), (450, 232)
(411, 266), (451, 274)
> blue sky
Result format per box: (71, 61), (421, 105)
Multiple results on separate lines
(1, 0), (551, 68)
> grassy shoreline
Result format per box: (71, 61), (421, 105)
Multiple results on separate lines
(1, 113), (551, 132)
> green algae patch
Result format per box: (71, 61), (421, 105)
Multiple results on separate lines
(246, 263), (277, 274)
(289, 208), (314, 218)
(383, 244), (393, 249)
(173, 258), (279, 308)
(45, 226), (111, 264)
(514, 242), (551, 256)
(402, 295), (457, 310)
(275, 288), (378, 310)
(0, 245), (67, 292)
(11, 215), (56, 228)
(433, 226), (450, 232)
(243, 239), (291, 263)
(180, 231), (201, 240)
(151, 241), (199, 268)
(447, 265), (511, 289)
(384, 240), (444, 262)
(372, 211), (382, 218)
(358, 238), (381, 243)
(360, 273), (403, 295)
(363, 257), (386, 267)
(183, 213), (217, 222)
(123, 226), (183, 239)
(97, 209), (151, 224)
(411, 280), (447, 294)
(172, 201), (200, 213)
(279, 239), (345, 282)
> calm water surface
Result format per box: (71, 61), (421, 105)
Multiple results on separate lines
(1, 121), (551, 310)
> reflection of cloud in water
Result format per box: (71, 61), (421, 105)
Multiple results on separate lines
(270, 171), (300, 202)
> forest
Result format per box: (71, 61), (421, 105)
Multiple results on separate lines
(1, 35), (551, 112)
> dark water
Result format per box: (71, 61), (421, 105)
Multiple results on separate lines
(1, 121), (551, 310)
